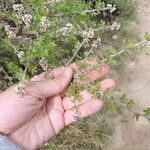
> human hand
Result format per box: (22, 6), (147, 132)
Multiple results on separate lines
(0, 62), (115, 150)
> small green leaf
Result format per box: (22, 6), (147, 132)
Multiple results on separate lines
(144, 32), (150, 41)
(134, 113), (140, 121)
(143, 107), (150, 116)
(127, 100), (134, 109)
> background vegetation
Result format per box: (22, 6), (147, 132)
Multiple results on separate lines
(0, 0), (136, 90)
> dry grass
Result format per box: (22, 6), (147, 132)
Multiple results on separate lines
(41, 111), (114, 150)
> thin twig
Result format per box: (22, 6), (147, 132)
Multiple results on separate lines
(66, 40), (86, 66)
(98, 132), (112, 139)
(5, 41), (19, 53)
(83, 8), (109, 13)
(52, 7), (110, 17)
(22, 68), (27, 81)
(0, 66), (13, 82)
(82, 46), (94, 64)
(74, 25), (117, 37)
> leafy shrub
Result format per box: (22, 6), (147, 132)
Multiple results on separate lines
(0, 0), (135, 89)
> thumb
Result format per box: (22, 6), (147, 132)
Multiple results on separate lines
(26, 67), (73, 99)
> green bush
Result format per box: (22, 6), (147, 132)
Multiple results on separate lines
(0, 0), (135, 90)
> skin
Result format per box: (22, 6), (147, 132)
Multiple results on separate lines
(0, 63), (115, 150)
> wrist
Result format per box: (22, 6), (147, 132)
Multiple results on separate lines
(0, 134), (21, 150)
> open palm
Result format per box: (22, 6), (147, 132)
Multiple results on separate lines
(0, 63), (115, 150)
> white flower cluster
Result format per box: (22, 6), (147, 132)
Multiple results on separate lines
(59, 23), (73, 36)
(4, 25), (16, 39)
(13, 4), (24, 18)
(47, 0), (62, 6)
(22, 14), (33, 28)
(82, 28), (95, 42)
(110, 22), (121, 30)
(39, 16), (50, 33)
(106, 4), (116, 13)
(39, 57), (49, 71)
(16, 51), (25, 59)
(13, 4), (32, 28)
(91, 38), (102, 48)
(4, 25), (25, 58)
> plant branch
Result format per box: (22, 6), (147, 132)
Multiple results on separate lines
(82, 46), (94, 64)
(52, 7), (111, 17)
(75, 40), (148, 79)
(83, 8), (109, 13)
(0, 66), (13, 82)
(66, 40), (86, 66)
(88, 83), (150, 122)
(5, 41), (19, 53)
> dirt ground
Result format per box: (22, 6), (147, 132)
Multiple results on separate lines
(105, 0), (150, 150)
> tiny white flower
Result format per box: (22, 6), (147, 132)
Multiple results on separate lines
(106, 4), (116, 13)
(17, 51), (25, 59)
(4, 25), (16, 39)
(66, 23), (73, 28)
(47, 0), (62, 6)
(110, 22), (121, 30)
(13, 4), (25, 19)
(4, 25), (11, 32)
(7, 31), (16, 39)
(82, 28), (95, 42)
(59, 23), (73, 36)
(39, 16), (50, 33)
(39, 57), (49, 71)
(92, 38), (102, 48)
(22, 14), (33, 28)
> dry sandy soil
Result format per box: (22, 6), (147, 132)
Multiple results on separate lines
(105, 0), (150, 150)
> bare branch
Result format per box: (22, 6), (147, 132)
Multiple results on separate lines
(83, 8), (109, 13)
(5, 41), (19, 53)
(0, 65), (13, 82)
(52, 7), (112, 18)
(75, 40), (148, 79)
(82, 46), (94, 64)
